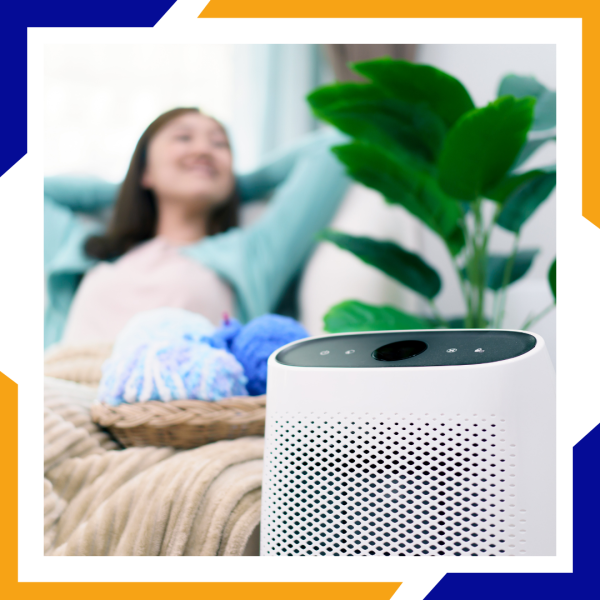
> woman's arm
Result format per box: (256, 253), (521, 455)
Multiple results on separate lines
(45, 196), (76, 269)
(235, 129), (347, 201)
(44, 176), (119, 212)
(43, 176), (121, 271)
(243, 130), (350, 296)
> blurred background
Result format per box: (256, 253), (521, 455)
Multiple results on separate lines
(45, 44), (556, 363)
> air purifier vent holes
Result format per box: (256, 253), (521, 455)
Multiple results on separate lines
(263, 413), (523, 556)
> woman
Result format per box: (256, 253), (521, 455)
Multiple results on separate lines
(44, 107), (349, 347)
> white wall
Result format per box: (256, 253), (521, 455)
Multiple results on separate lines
(44, 44), (235, 182)
(416, 44), (556, 363)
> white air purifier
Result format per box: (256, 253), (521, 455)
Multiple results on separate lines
(260, 329), (555, 557)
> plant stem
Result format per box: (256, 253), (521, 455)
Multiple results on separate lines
(486, 205), (507, 328)
(491, 291), (501, 329)
(495, 233), (520, 328)
(472, 198), (488, 328)
(452, 256), (470, 323)
(454, 205), (473, 327)
(521, 310), (534, 328)
(483, 204), (502, 252)
(477, 204), (504, 328)
(522, 303), (556, 330)
(428, 299), (450, 328)
(463, 208), (480, 327)
(480, 203), (499, 328)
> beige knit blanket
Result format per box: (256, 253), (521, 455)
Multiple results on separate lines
(44, 377), (263, 556)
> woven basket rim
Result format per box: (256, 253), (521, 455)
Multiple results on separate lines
(91, 394), (267, 430)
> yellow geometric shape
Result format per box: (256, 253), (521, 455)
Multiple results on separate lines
(4, 580), (404, 600)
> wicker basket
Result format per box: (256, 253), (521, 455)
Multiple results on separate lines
(45, 342), (266, 449)
(90, 395), (266, 449)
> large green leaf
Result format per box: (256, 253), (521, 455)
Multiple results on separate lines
(324, 300), (431, 333)
(438, 96), (536, 201)
(498, 74), (556, 131)
(332, 141), (465, 256)
(486, 249), (539, 291)
(497, 168), (556, 232)
(319, 230), (442, 299)
(352, 58), (475, 128)
(549, 259), (556, 301)
(307, 82), (446, 163)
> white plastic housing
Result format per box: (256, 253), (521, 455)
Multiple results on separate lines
(260, 329), (555, 557)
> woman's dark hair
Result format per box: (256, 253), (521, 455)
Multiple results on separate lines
(85, 107), (239, 261)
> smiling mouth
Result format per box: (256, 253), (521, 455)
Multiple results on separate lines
(185, 164), (216, 176)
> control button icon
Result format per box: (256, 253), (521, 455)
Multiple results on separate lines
(345, 349), (355, 355)
(320, 350), (330, 355)
(446, 348), (458, 353)
(474, 348), (485, 353)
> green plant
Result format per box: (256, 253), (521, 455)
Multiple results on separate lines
(307, 59), (556, 333)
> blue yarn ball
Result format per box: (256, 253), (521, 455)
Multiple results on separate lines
(230, 314), (309, 396)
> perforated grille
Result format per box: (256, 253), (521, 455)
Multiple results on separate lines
(263, 412), (525, 556)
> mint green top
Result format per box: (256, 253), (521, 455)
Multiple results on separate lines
(44, 129), (350, 348)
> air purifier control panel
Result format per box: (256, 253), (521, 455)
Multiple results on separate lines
(276, 330), (536, 368)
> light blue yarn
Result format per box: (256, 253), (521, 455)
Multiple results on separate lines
(98, 340), (248, 406)
(112, 307), (217, 355)
(97, 308), (247, 406)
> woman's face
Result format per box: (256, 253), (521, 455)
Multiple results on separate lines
(141, 112), (235, 208)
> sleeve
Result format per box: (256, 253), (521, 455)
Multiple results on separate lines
(235, 128), (347, 201)
(45, 195), (77, 270)
(44, 176), (120, 212)
(44, 177), (113, 269)
(242, 130), (351, 293)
